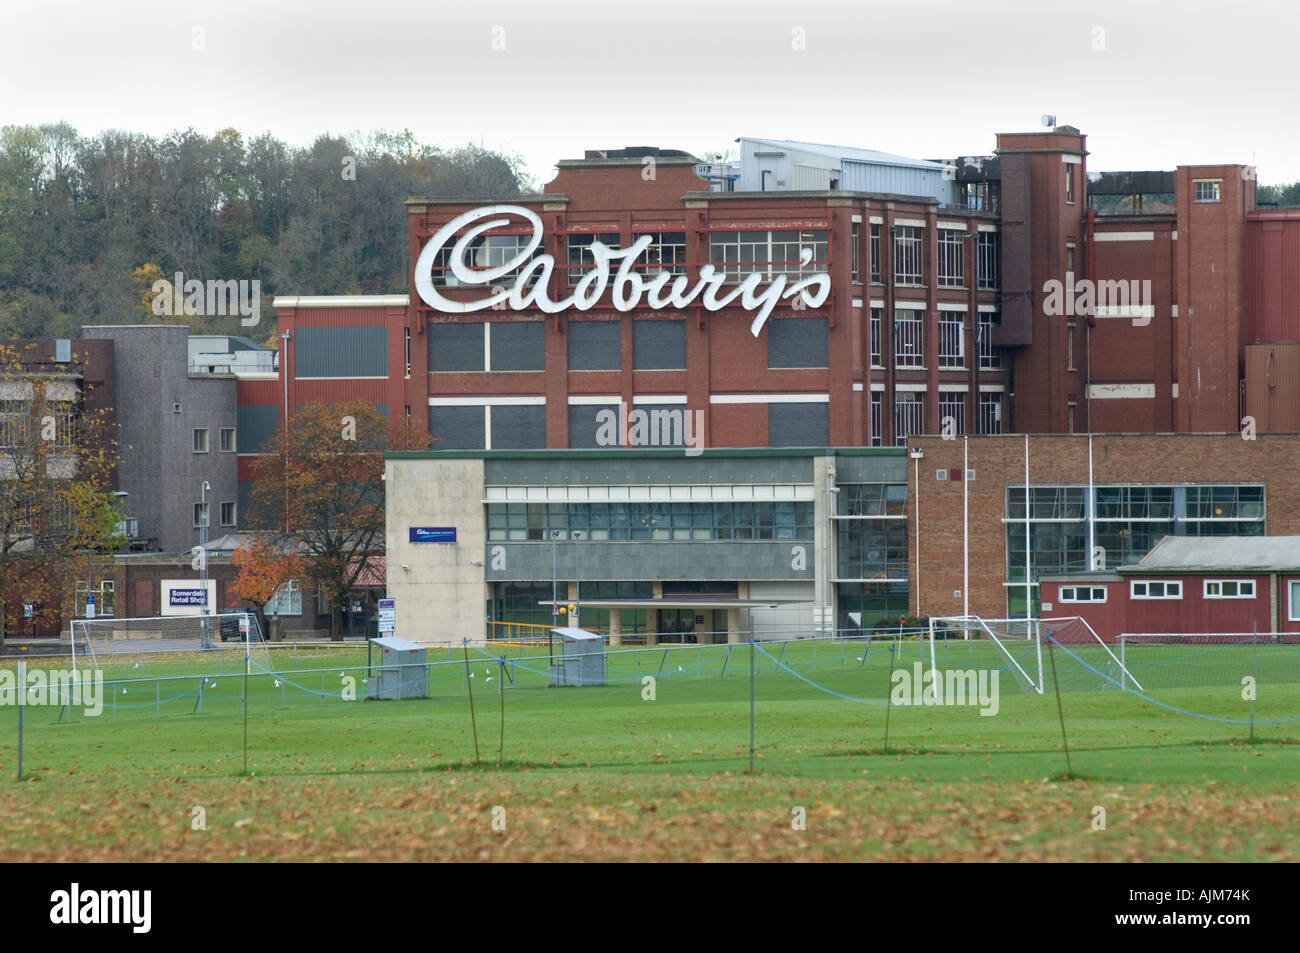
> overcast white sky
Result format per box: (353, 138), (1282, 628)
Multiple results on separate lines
(4, 0), (1298, 186)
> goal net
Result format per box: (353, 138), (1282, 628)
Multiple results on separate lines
(1117, 632), (1300, 691)
(928, 616), (1139, 694)
(70, 613), (273, 673)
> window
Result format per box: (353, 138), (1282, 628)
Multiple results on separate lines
(869, 224), (881, 282)
(1060, 586), (1106, 603)
(709, 229), (829, 281)
(220, 427), (235, 452)
(1068, 398), (1077, 434)
(1131, 580), (1183, 599)
(894, 392), (923, 446)
(430, 231), (540, 286)
(1067, 321), (1077, 371)
(976, 232), (1000, 290)
(1291, 580), (1300, 621)
(939, 395), (965, 436)
(978, 313), (1000, 369)
(193, 428), (209, 453)
(851, 222), (861, 283)
(486, 501), (814, 542)
(0, 399), (28, 449)
(265, 579), (303, 616)
(1066, 242), (1076, 276)
(193, 502), (209, 527)
(892, 226), (923, 284)
(633, 232), (686, 276)
(979, 393), (1002, 434)
(1195, 180), (1221, 203)
(937, 229), (964, 287)
(568, 233), (621, 286)
(1204, 579), (1255, 599)
(870, 308), (882, 367)
(1066, 163), (1075, 204)
(870, 392), (882, 446)
(939, 316), (964, 368)
(894, 311), (923, 367)
(220, 501), (236, 526)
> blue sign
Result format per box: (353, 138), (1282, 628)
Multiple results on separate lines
(168, 587), (209, 607)
(409, 526), (457, 543)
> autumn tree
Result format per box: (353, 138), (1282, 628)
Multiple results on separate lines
(0, 343), (123, 650)
(245, 401), (429, 640)
(230, 536), (305, 641)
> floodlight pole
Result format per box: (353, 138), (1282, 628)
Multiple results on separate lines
(200, 480), (211, 647)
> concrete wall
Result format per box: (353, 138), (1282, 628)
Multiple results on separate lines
(385, 457), (488, 643)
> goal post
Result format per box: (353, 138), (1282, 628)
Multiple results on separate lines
(69, 613), (273, 672)
(927, 615), (1142, 694)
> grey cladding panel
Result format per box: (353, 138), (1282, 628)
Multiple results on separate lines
(568, 320), (621, 370)
(767, 317), (828, 368)
(237, 405), (280, 453)
(295, 326), (388, 377)
(769, 403), (829, 448)
(429, 323), (484, 371)
(633, 320), (686, 369)
(490, 405), (546, 449)
(568, 404), (620, 449)
(491, 322), (545, 371)
(429, 406), (486, 450)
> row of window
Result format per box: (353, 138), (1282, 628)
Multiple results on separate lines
(193, 501), (236, 528)
(870, 310), (1002, 370)
(868, 391), (1005, 446)
(1059, 579), (1257, 603)
(193, 428), (236, 453)
(486, 501), (815, 542)
(428, 227), (1002, 290)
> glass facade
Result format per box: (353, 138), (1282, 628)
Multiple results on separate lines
(1004, 483), (1265, 615)
(834, 483), (910, 633)
(487, 500), (814, 542)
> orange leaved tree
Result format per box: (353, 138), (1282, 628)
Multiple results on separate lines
(244, 400), (429, 640)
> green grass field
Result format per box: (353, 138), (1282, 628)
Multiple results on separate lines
(1, 637), (1297, 861)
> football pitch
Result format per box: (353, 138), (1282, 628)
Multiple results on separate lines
(1, 638), (1297, 862)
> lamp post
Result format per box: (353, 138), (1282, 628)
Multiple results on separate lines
(820, 486), (840, 636)
(550, 529), (561, 626)
(280, 329), (291, 533)
(571, 530), (586, 629)
(200, 480), (211, 646)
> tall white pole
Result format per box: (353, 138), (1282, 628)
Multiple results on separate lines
(1088, 433), (1096, 570)
(914, 455), (921, 620)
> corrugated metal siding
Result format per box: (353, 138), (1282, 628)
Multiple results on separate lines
(1247, 217), (1300, 342)
(840, 161), (954, 204)
(237, 405), (280, 453)
(1245, 343), (1300, 431)
(792, 163), (833, 191)
(295, 326), (388, 378)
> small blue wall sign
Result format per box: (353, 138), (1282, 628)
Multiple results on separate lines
(409, 526), (457, 543)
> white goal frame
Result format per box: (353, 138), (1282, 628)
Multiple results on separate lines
(929, 615), (1141, 694)
(70, 612), (266, 673)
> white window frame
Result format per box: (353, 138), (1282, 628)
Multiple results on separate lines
(937, 228), (964, 288)
(938, 395), (965, 436)
(1203, 579), (1255, 599)
(893, 392), (923, 447)
(894, 311), (924, 368)
(892, 225), (924, 285)
(1290, 580), (1300, 621)
(220, 427), (236, 452)
(978, 392), (1002, 435)
(938, 316), (964, 369)
(1059, 585), (1107, 603)
(193, 502), (209, 528)
(220, 501), (236, 527)
(1194, 179), (1221, 203)
(193, 428), (209, 453)
(1131, 579), (1183, 600)
(978, 313), (1000, 369)
(870, 308), (883, 368)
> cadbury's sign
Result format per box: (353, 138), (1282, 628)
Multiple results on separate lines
(413, 205), (830, 337)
